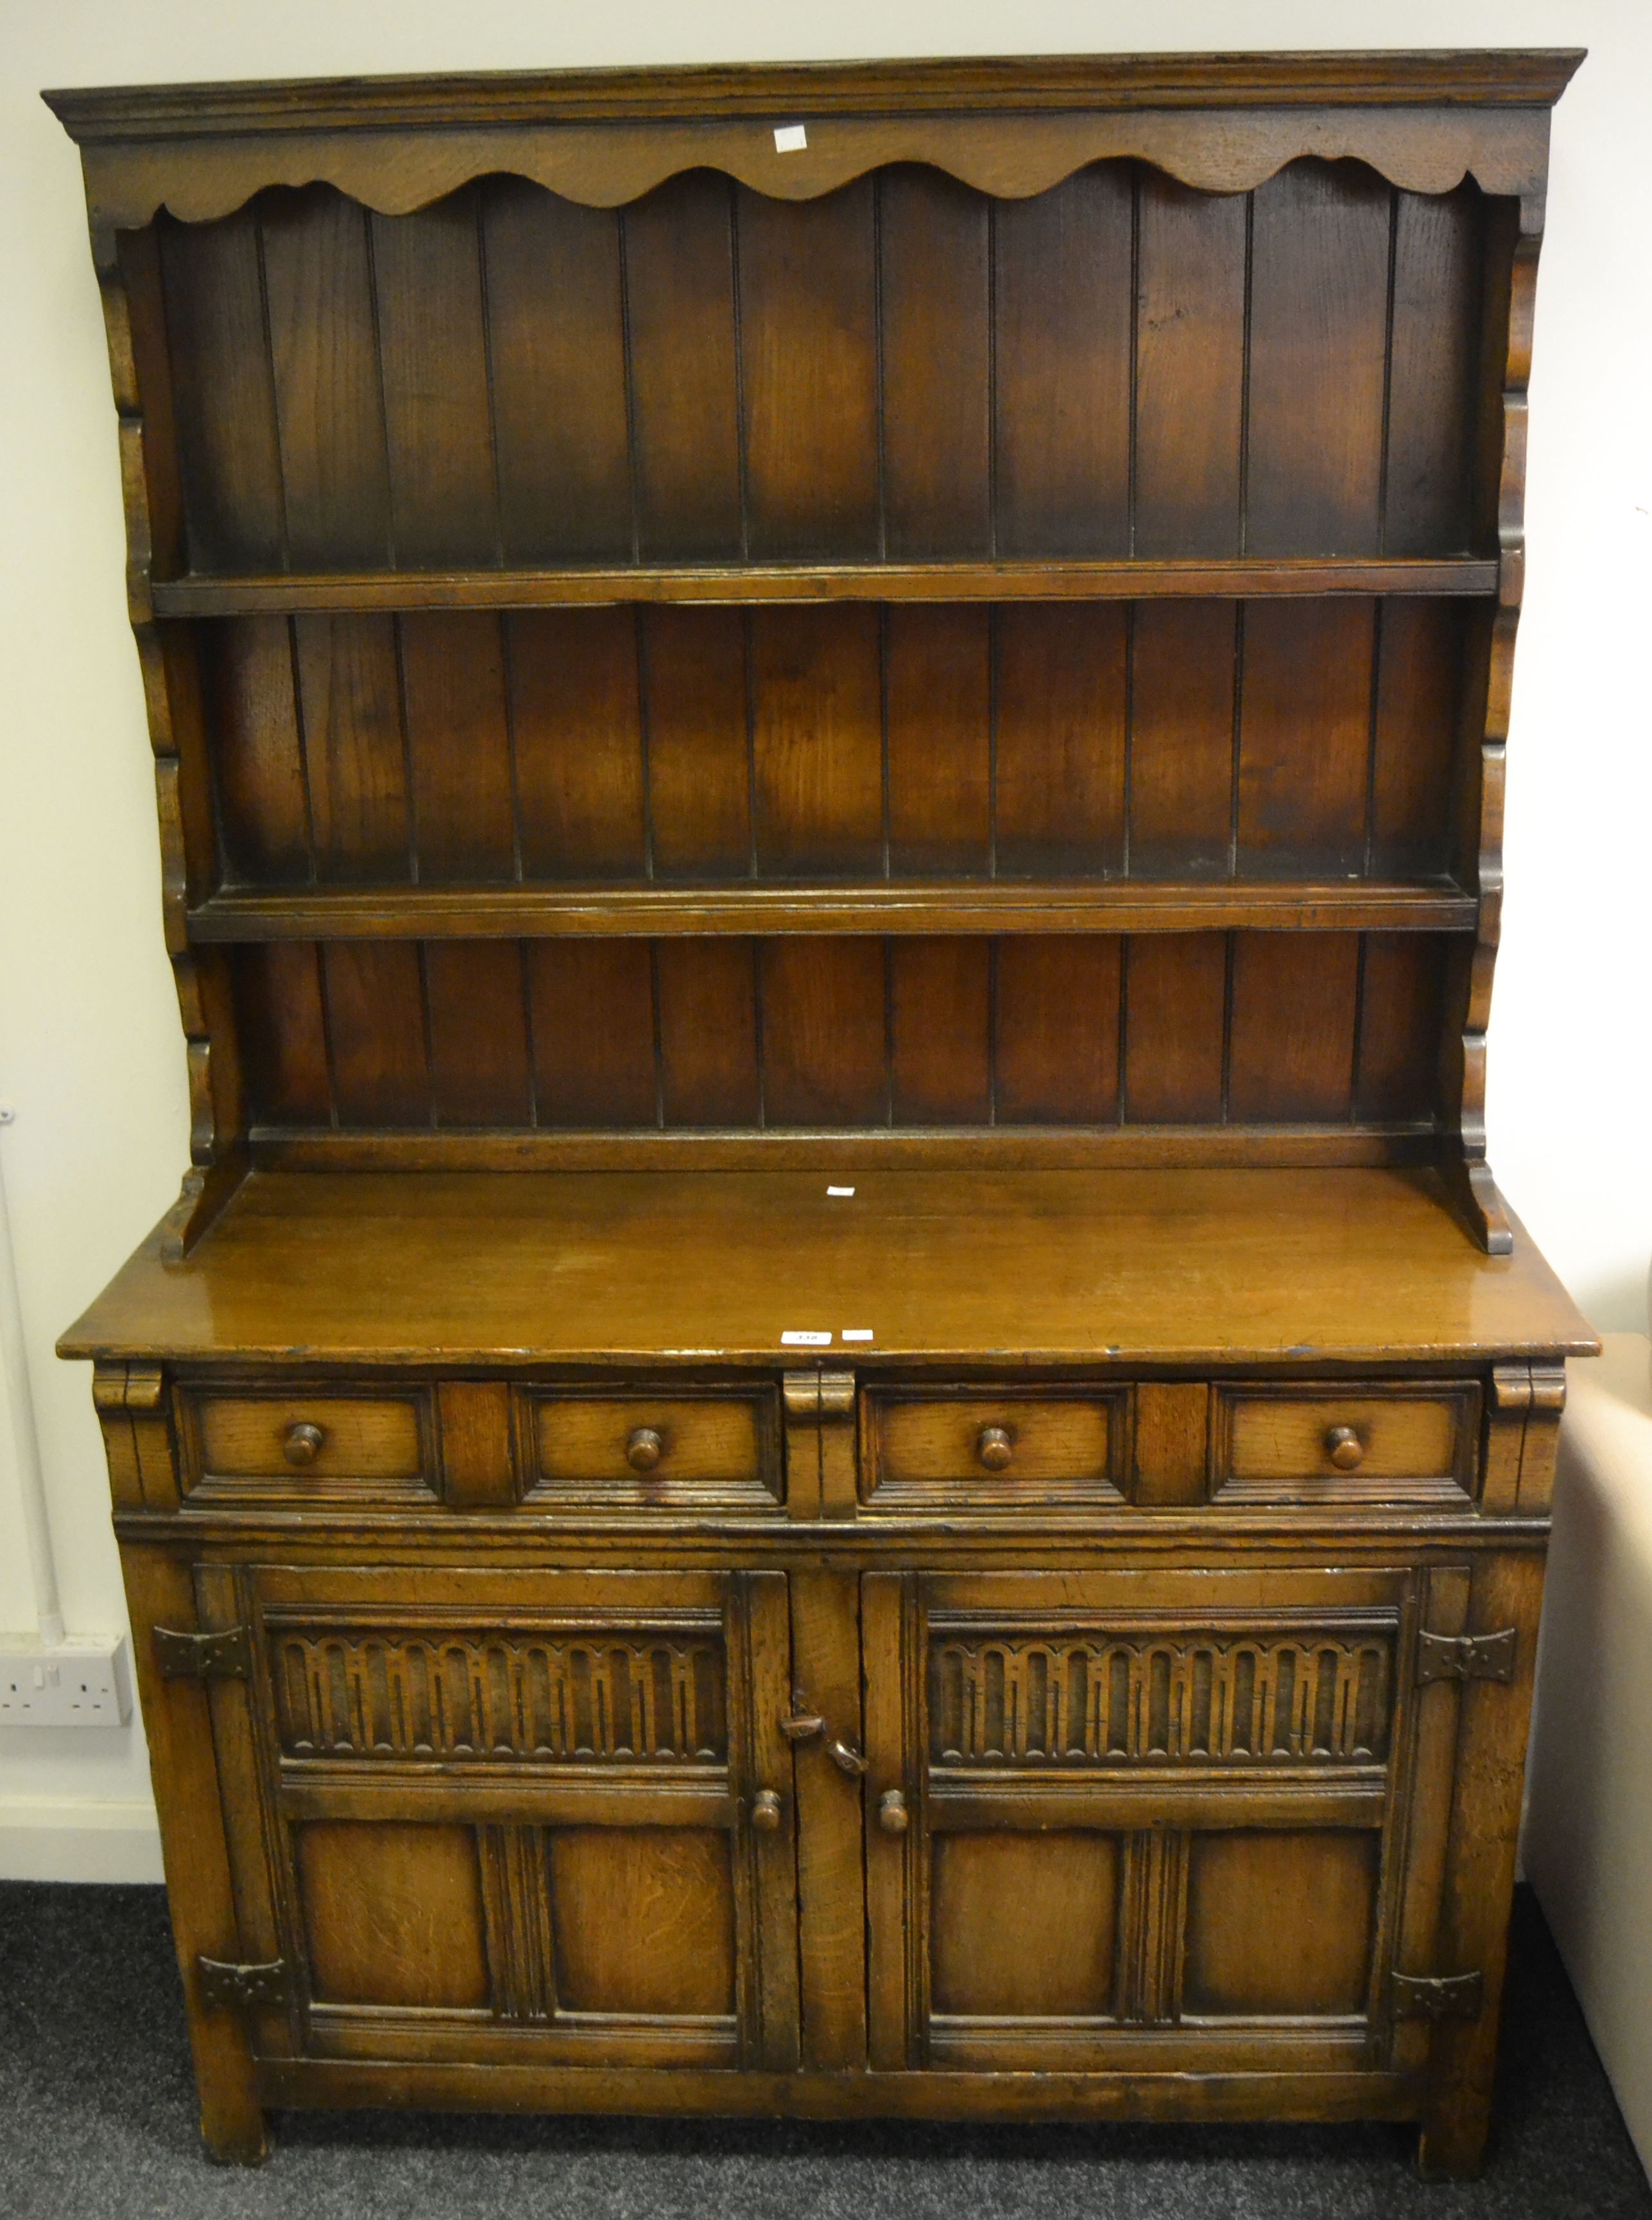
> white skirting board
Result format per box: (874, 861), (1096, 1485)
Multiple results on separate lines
(0, 1796), (164, 1883)
(1525, 1332), (1652, 2190)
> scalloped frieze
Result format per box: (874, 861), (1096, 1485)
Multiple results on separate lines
(77, 105), (1554, 230)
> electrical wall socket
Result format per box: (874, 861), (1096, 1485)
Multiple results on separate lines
(0, 1636), (132, 1726)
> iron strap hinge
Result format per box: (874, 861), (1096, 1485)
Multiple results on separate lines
(196, 1956), (291, 2012)
(1416, 1628), (1517, 1685)
(153, 1624), (252, 1681)
(1392, 1970), (1485, 2022)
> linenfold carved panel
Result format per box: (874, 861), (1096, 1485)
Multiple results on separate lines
(271, 1623), (727, 1762)
(928, 1623), (1394, 1767)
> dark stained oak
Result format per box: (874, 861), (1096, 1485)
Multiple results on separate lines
(50, 49), (1587, 2176)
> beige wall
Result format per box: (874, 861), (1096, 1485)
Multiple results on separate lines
(1, 0), (1648, 1875)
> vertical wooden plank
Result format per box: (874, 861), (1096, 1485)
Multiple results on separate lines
(879, 168), (991, 557)
(400, 614), (515, 881)
(731, 1572), (802, 2072)
(1237, 601), (1375, 877)
(1517, 1370), (1567, 1515)
(118, 1547), (270, 2162)
(1124, 935), (1227, 1123)
(371, 188), (497, 565)
(1418, 1553), (1547, 2177)
(1246, 161), (1391, 555)
(1129, 601), (1237, 877)
(1391, 1565), (1472, 2078)
(995, 937), (1121, 1124)
(1372, 600), (1465, 879)
(750, 608), (883, 877)
(1133, 1383), (1211, 1508)
(643, 608), (751, 879)
(525, 942), (656, 1126)
(738, 180), (879, 560)
(157, 207), (284, 570)
(293, 615), (410, 882)
(1481, 1368), (1530, 1518)
(260, 184), (392, 567)
(789, 1570), (870, 2070)
(626, 173), (743, 560)
(995, 606), (1127, 876)
(437, 1380), (518, 1510)
(657, 940), (761, 1126)
(425, 942), (532, 1126)
(1228, 933), (1359, 1121)
(760, 940), (886, 1126)
(211, 618), (309, 884)
(92, 1366), (142, 1515)
(782, 1375), (823, 1524)
(481, 179), (631, 561)
(886, 607), (992, 877)
(1386, 185), (1483, 555)
(322, 942), (429, 1124)
(510, 610), (647, 881)
(232, 943), (331, 1124)
(1134, 175), (1246, 557)
(890, 940), (991, 1124)
(994, 168), (1132, 556)
(863, 1572), (921, 2071)
(1355, 934), (1445, 1123)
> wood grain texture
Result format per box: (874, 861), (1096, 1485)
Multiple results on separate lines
(57, 52), (1584, 2173)
(62, 1166), (1594, 1367)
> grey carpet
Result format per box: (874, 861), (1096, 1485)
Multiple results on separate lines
(0, 1882), (1646, 2219)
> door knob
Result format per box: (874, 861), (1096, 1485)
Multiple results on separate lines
(878, 1789), (909, 1835)
(752, 1789), (782, 1831)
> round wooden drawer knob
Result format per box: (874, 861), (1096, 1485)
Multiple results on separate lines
(976, 1425), (1014, 1472)
(283, 1422), (325, 1467)
(1325, 1425), (1365, 1472)
(752, 1789), (782, 1832)
(878, 1789), (909, 1836)
(626, 1427), (664, 1473)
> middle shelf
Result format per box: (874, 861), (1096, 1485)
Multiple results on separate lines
(188, 881), (1478, 942)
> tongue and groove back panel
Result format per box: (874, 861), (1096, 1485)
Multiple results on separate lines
(71, 76), (1537, 1200)
(153, 166), (1488, 570)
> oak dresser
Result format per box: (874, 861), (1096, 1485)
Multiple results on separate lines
(49, 49), (1593, 2175)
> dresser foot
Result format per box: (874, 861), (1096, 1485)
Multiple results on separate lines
(200, 2099), (273, 2166)
(1415, 2106), (1490, 2181)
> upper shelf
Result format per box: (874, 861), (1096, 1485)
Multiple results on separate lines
(151, 557), (1499, 617)
(189, 880), (1479, 942)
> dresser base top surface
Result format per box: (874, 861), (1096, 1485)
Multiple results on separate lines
(60, 1166), (1594, 1370)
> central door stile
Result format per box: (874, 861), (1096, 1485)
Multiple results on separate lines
(728, 1570), (802, 2070)
(789, 1569), (870, 2069)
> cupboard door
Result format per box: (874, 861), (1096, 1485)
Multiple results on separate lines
(196, 1564), (798, 2072)
(864, 1567), (1465, 2075)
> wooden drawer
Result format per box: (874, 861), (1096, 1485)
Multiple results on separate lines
(861, 1386), (1126, 1512)
(1210, 1382), (1480, 1504)
(179, 1386), (436, 1505)
(519, 1387), (784, 1515)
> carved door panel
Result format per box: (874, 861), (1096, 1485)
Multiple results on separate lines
(863, 1567), (1472, 2074)
(194, 1563), (799, 2072)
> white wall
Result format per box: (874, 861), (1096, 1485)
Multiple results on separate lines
(1, 0), (1648, 1878)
